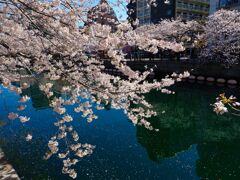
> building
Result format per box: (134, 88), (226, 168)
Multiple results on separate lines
(127, 0), (176, 26)
(127, 0), (210, 26)
(176, 0), (210, 20)
(209, 0), (219, 14)
(218, 0), (240, 10)
(209, 0), (240, 15)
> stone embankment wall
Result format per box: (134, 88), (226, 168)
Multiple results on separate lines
(104, 60), (240, 85)
(0, 148), (20, 180)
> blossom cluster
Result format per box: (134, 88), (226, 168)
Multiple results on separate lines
(213, 94), (240, 115)
(136, 18), (200, 50)
(3, 81), (32, 140)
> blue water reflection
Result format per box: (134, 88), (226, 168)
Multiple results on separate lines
(0, 82), (239, 179)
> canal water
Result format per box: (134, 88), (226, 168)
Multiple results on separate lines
(0, 82), (240, 179)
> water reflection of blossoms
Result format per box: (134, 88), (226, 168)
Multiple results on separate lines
(1, 70), (188, 178)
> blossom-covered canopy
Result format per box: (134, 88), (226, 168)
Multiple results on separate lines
(86, 0), (119, 28)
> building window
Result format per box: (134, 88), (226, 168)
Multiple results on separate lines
(136, 0), (151, 25)
(167, 9), (172, 15)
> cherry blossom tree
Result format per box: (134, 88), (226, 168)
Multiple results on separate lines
(200, 9), (240, 65)
(0, 0), (189, 178)
(135, 18), (201, 60)
(200, 10), (240, 116)
(136, 18), (200, 46)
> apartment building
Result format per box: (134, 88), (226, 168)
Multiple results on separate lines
(176, 0), (210, 20)
(218, 0), (240, 10)
(127, 0), (210, 26)
(209, 0), (219, 14)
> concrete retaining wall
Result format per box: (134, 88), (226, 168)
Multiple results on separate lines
(104, 60), (240, 84)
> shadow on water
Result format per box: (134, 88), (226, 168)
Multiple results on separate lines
(0, 82), (240, 179)
(21, 84), (50, 110)
(138, 82), (240, 179)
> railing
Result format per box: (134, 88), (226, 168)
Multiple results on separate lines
(176, 4), (209, 12)
(180, 0), (209, 4)
(123, 49), (198, 62)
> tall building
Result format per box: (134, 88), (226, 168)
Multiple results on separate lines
(127, 0), (210, 26)
(218, 0), (240, 10)
(209, 0), (219, 14)
(176, 0), (210, 20)
(127, 0), (175, 26)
